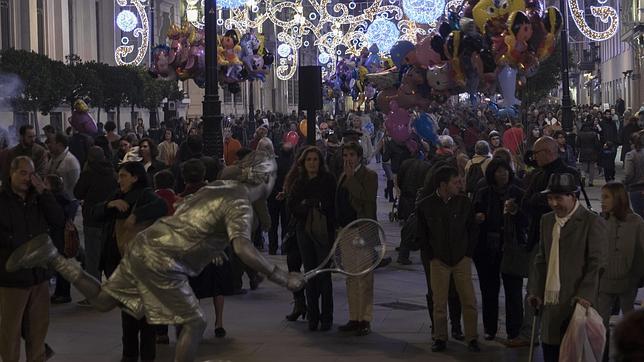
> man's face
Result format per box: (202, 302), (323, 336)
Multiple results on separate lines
(556, 134), (566, 146)
(46, 138), (62, 156)
(342, 149), (360, 169)
(10, 159), (34, 194)
(532, 145), (551, 167)
(443, 175), (462, 196)
(21, 129), (36, 147)
(547, 193), (577, 217)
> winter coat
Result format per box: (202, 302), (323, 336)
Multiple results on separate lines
(620, 123), (641, 161)
(74, 160), (118, 227)
(599, 213), (644, 294)
(287, 172), (337, 239)
(624, 149), (644, 187)
(576, 130), (601, 162)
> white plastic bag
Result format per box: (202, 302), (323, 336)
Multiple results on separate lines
(560, 303), (606, 362)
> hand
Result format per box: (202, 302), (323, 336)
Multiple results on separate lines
(276, 191), (285, 201)
(30, 173), (46, 194)
(124, 214), (137, 228)
(286, 272), (305, 291)
(504, 199), (518, 215)
(212, 252), (229, 266)
(527, 295), (542, 308)
(576, 297), (592, 308)
(108, 199), (130, 212)
(343, 160), (355, 178)
(475, 213), (486, 223)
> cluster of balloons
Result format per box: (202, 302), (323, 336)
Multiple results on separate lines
(149, 24), (274, 93)
(368, 0), (562, 113)
(384, 100), (439, 153)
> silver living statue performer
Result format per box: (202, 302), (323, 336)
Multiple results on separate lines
(6, 151), (305, 362)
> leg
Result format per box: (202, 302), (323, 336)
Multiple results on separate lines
(447, 277), (463, 335)
(53, 272), (71, 300)
(541, 343), (560, 362)
(139, 317), (157, 361)
(174, 317), (207, 362)
(346, 276), (360, 322)
(429, 259), (451, 341)
(451, 257), (479, 342)
(619, 288), (638, 316)
(474, 256), (501, 337)
(296, 225), (322, 325)
(502, 273), (524, 339)
(267, 197), (280, 254)
(83, 225), (104, 280)
(121, 312), (140, 360)
(420, 249), (434, 327)
(214, 295), (224, 329)
(0, 286), (28, 362)
(596, 292), (617, 328)
(22, 282), (49, 362)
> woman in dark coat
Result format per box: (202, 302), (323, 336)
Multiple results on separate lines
(285, 146), (337, 331)
(621, 117), (642, 162)
(139, 138), (166, 185)
(93, 161), (167, 362)
(576, 122), (601, 186)
(473, 158), (528, 340)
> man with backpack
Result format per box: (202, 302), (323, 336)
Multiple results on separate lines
(464, 141), (492, 198)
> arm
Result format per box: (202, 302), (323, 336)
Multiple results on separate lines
(73, 172), (89, 200)
(624, 151), (635, 185)
(37, 191), (66, 230)
(132, 189), (168, 223)
(528, 215), (548, 298)
(574, 216), (607, 304)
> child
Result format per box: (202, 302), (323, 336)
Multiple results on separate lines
(153, 169), (179, 216)
(599, 141), (616, 182)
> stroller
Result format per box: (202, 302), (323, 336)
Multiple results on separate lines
(388, 197), (399, 223)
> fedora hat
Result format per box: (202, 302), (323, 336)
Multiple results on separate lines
(541, 173), (580, 195)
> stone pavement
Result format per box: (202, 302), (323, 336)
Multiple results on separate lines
(39, 162), (632, 362)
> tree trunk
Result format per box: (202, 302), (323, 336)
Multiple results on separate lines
(32, 111), (40, 137)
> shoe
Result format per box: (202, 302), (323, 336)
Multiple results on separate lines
(77, 299), (91, 307)
(285, 301), (307, 321)
(6, 234), (58, 272)
(451, 329), (464, 341)
(228, 288), (248, 296)
(396, 257), (412, 265)
(50, 295), (71, 304)
(355, 321), (371, 336)
(249, 274), (264, 290)
(504, 337), (532, 348)
(214, 327), (226, 338)
(319, 321), (332, 331)
(45, 343), (55, 361)
(467, 340), (481, 352)
(484, 334), (496, 341)
(156, 334), (170, 344)
(431, 339), (446, 352)
(376, 257), (392, 269)
(338, 320), (361, 332)
(308, 319), (319, 331)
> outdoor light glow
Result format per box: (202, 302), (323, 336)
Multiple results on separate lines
(116, 9), (139, 32)
(403, 0), (445, 25)
(567, 0), (619, 41)
(366, 18), (400, 53)
(318, 53), (330, 64)
(277, 43), (292, 57)
(219, 0), (247, 9)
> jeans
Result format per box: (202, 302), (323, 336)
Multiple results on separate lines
(83, 225), (104, 280)
(296, 222), (333, 324)
(581, 161), (596, 184)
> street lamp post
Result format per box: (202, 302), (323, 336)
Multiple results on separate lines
(202, 0), (224, 160)
(559, 0), (573, 132)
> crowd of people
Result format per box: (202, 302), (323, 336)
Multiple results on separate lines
(1, 98), (644, 361)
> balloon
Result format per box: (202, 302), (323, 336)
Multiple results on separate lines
(426, 63), (453, 91)
(299, 119), (308, 137)
(498, 106), (519, 119)
(488, 102), (499, 115)
(537, 7), (563, 61)
(472, 0), (524, 34)
(70, 102), (97, 135)
(503, 11), (533, 65)
(390, 123), (410, 143)
(389, 41), (415, 68)
(413, 113), (439, 144)
(405, 139), (419, 154)
(385, 101), (410, 136)
(414, 36), (443, 68)
(497, 65), (521, 107)
(396, 66), (431, 110)
(284, 131), (300, 146)
(375, 88), (398, 113)
(362, 121), (375, 135)
(365, 69), (399, 90)
(263, 51), (274, 66)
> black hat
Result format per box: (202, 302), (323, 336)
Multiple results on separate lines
(541, 173), (580, 195)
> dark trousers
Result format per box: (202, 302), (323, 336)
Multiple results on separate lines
(542, 343), (560, 362)
(603, 162), (616, 182)
(54, 272), (71, 298)
(121, 312), (156, 361)
(420, 249), (462, 331)
(285, 233), (305, 304)
(296, 223), (333, 324)
(268, 196), (289, 253)
(230, 252), (259, 291)
(474, 255), (524, 338)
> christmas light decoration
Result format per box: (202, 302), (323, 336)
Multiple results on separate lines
(277, 43), (292, 57)
(318, 52), (330, 64)
(567, 0), (619, 41)
(366, 17), (400, 53)
(116, 9), (138, 32)
(219, 0), (247, 9)
(114, 0), (149, 66)
(402, 0), (445, 25)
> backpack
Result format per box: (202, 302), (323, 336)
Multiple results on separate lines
(400, 195), (431, 252)
(465, 162), (484, 194)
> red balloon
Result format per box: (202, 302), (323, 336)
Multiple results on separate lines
(284, 131), (300, 146)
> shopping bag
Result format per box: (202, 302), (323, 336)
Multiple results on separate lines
(560, 303), (606, 362)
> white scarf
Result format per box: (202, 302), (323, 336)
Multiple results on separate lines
(544, 201), (580, 305)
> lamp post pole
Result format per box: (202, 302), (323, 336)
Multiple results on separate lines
(559, 0), (573, 132)
(202, 0), (224, 160)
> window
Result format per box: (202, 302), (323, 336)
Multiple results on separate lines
(0, 0), (10, 49)
(36, 0), (44, 54)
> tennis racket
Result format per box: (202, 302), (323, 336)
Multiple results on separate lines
(303, 218), (386, 282)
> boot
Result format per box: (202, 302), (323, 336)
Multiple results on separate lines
(285, 299), (307, 321)
(387, 180), (395, 202)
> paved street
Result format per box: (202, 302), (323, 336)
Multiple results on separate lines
(38, 162), (631, 361)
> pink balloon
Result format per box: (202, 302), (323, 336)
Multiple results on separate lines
(385, 101), (410, 135)
(70, 111), (97, 135)
(390, 123), (410, 143)
(405, 139), (419, 153)
(414, 36), (443, 68)
(284, 131), (300, 146)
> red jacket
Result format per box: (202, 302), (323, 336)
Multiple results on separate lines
(155, 188), (179, 215)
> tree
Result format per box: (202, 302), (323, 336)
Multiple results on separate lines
(522, 43), (563, 107)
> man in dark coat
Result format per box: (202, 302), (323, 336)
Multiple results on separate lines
(0, 156), (65, 361)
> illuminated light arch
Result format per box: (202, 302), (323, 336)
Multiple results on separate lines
(567, 0), (619, 41)
(114, 0), (150, 66)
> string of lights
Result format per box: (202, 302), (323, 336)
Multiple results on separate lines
(114, 0), (150, 66)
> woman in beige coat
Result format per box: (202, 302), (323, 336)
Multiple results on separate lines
(597, 182), (644, 327)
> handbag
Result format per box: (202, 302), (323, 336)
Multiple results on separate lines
(500, 213), (530, 277)
(63, 220), (80, 258)
(305, 206), (329, 245)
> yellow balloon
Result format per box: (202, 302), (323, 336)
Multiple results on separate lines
(299, 119), (308, 137)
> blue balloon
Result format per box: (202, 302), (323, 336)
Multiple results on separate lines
(413, 113), (439, 144)
(362, 121), (375, 135)
(389, 41), (415, 68)
(498, 106), (518, 119)
(487, 102), (499, 116)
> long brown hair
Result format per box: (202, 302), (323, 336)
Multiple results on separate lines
(602, 182), (632, 221)
(283, 146), (327, 193)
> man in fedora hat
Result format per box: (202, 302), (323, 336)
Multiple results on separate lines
(527, 173), (606, 362)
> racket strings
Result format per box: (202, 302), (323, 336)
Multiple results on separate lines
(333, 223), (385, 275)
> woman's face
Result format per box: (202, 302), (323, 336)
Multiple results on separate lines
(304, 151), (320, 176)
(601, 188), (614, 214)
(139, 141), (151, 159)
(164, 130), (172, 141)
(119, 140), (131, 153)
(118, 169), (138, 193)
(494, 167), (510, 187)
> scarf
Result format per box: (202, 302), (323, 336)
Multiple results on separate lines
(544, 201), (580, 305)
